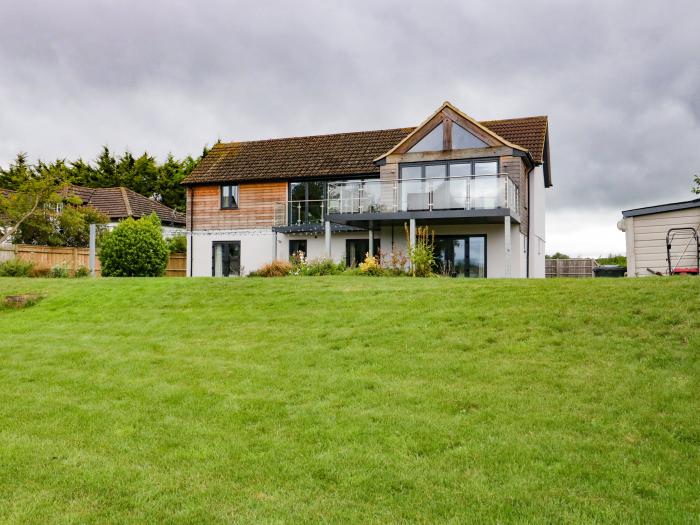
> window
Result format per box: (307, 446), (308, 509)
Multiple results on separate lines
(399, 159), (500, 211)
(212, 241), (241, 277)
(289, 239), (307, 259)
(452, 123), (488, 149)
(289, 181), (325, 224)
(408, 123), (444, 153)
(346, 239), (381, 267)
(220, 184), (239, 209)
(434, 235), (486, 277)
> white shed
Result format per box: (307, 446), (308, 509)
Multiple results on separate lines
(620, 198), (700, 277)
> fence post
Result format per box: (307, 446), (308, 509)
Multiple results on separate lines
(89, 223), (96, 277)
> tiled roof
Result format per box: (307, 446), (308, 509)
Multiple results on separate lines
(67, 186), (185, 225)
(182, 116), (548, 185)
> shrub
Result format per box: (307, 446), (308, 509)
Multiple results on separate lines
(294, 257), (345, 276)
(254, 260), (292, 277)
(358, 254), (384, 276)
(166, 234), (187, 253)
(74, 265), (90, 278)
(49, 264), (69, 278)
(405, 224), (435, 277)
(597, 254), (627, 266)
(0, 258), (34, 277)
(99, 214), (169, 277)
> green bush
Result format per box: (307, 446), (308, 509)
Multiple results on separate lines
(597, 254), (627, 266)
(405, 224), (435, 277)
(74, 265), (90, 278)
(99, 214), (169, 277)
(49, 264), (69, 278)
(166, 234), (187, 253)
(0, 258), (34, 277)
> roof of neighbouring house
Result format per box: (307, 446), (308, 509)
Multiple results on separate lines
(182, 115), (549, 185)
(622, 198), (700, 218)
(67, 186), (186, 225)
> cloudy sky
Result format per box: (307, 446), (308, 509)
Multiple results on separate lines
(2, 0), (699, 256)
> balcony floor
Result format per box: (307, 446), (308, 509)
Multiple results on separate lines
(326, 208), (519, 229)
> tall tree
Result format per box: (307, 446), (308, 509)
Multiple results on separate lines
(692, 174), (700, 195)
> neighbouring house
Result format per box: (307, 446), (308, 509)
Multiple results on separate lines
(67, 186), (186, 237)
(620, 198), (700, 276)
(182, 101), (552, 277)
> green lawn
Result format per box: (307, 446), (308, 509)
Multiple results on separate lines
(1, 276), (699, 523)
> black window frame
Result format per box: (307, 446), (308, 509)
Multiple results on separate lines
(220, 184), (239, 209)
(399, 158), (500, 181)
(289, 239), (308, 259)
(433, 234), (487, 278)
(212, 241), (241, 277)
(345, 238), (381, 267)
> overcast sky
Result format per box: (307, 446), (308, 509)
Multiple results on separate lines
(2, 0), (699, 256)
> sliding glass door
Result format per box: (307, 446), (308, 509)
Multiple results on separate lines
(434, 235), (486, 277)
(212, 241), (241, 277)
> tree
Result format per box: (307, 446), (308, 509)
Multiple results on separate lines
(693, 174), (700, 195)
(546, 252), (570, 259)
(13, 201), (108, 247)
(99, 213), (169, 277)
(0, 154), (66, 245)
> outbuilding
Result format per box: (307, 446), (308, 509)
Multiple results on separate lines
(620, 198), (700, 277)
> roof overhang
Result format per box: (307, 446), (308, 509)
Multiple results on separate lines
(622, 198), (700, 218)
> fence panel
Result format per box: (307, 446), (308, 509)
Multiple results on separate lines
(545, 258), (596, 278)
(1, 244), (185, 277)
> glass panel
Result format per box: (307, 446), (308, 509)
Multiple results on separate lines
(474, 161), (498, 175)
(400, 166), (424, 211)
(362, 180), (381, 212)
(289, 240), (307, 259)
(230, 185), (239, 207)
(452, 123), (488, 149)
(213, 244), (223, 277)
(426, 164), (449, 210)
(452, 239), (466, 276)
(227, 243), (241, 276)
(468, 237), (486, 278)
(408, 123), (444, 153)
(307, 181), (324, 223)
(290, 183), (306, 224)
(448, 163), (470, 209)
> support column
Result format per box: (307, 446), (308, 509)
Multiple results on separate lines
(89, 223), (96, 277)
(368, 224), (374, 257)
(272, 231), (278, 261)
(324, 220), (331, 259)
(504, 216), (512, 278)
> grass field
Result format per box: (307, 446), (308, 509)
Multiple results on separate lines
(1, 276), (699, 523)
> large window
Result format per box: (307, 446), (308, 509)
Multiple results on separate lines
(212, 241), (241, 277)
(452, 123), (488, 149)
(289, 239), (307, 259)
(399, 159), (499, 211)
(408, 123), (444, 153)
(220, 184), (239, 209)
(346, 239), (381, 267)
(434, 235), (486, 277)
(290, 181), (325, 224)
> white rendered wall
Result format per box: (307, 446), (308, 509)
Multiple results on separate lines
(189, 229), (276, 276)
(528, 166), (546, 278)
(281, 231), (377, 264)
(379, 222), (525, 278)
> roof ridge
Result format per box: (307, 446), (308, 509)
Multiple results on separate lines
(215, 127), (417, 147)
(481, 115), (548, 124)
(119, 187), (133, 216)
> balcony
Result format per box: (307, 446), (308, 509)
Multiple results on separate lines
(273, 174), (520, 229)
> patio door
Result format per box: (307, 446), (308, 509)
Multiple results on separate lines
(212, 241), (241, 277)
(346, 239), (381, 267)
(434, 235), (486, 277)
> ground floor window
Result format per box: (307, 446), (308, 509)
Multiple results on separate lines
(289, 239), (307, 259)
(212, 241), (241, 277)
(346, 238), (380, 267)
(434, 235), (486, 277)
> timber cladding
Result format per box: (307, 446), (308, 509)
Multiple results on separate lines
(189, 182), (287, 230)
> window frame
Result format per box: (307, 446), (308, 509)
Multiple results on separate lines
(211, 241), (241, 277)
(220, 184), (239, 209)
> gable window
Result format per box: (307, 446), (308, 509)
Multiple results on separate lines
(452, 123), (488, 149)
(408, 123), (444, 153)
(221, 184), (239, 209)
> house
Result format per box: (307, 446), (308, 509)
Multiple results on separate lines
(67, 186), (186, 237)
(182, 101), (552, 277)
(620, 198), (700, 276)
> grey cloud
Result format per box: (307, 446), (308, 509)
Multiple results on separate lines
(1, 0), (700, 222)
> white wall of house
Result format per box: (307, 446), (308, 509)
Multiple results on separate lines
(622, 207), (700, 276)
(189, 229), (276, 276)
(379, 222), (525, 278)
(528, 166), (546, 278)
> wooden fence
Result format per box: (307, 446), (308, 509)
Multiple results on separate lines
(0, 244), (186, 277)
(545, 258), (597, 278)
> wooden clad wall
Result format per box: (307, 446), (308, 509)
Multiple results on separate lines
(500, 156), (528, 235)
(631, 208), (700, 275)
(189, 182), (287, 230)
